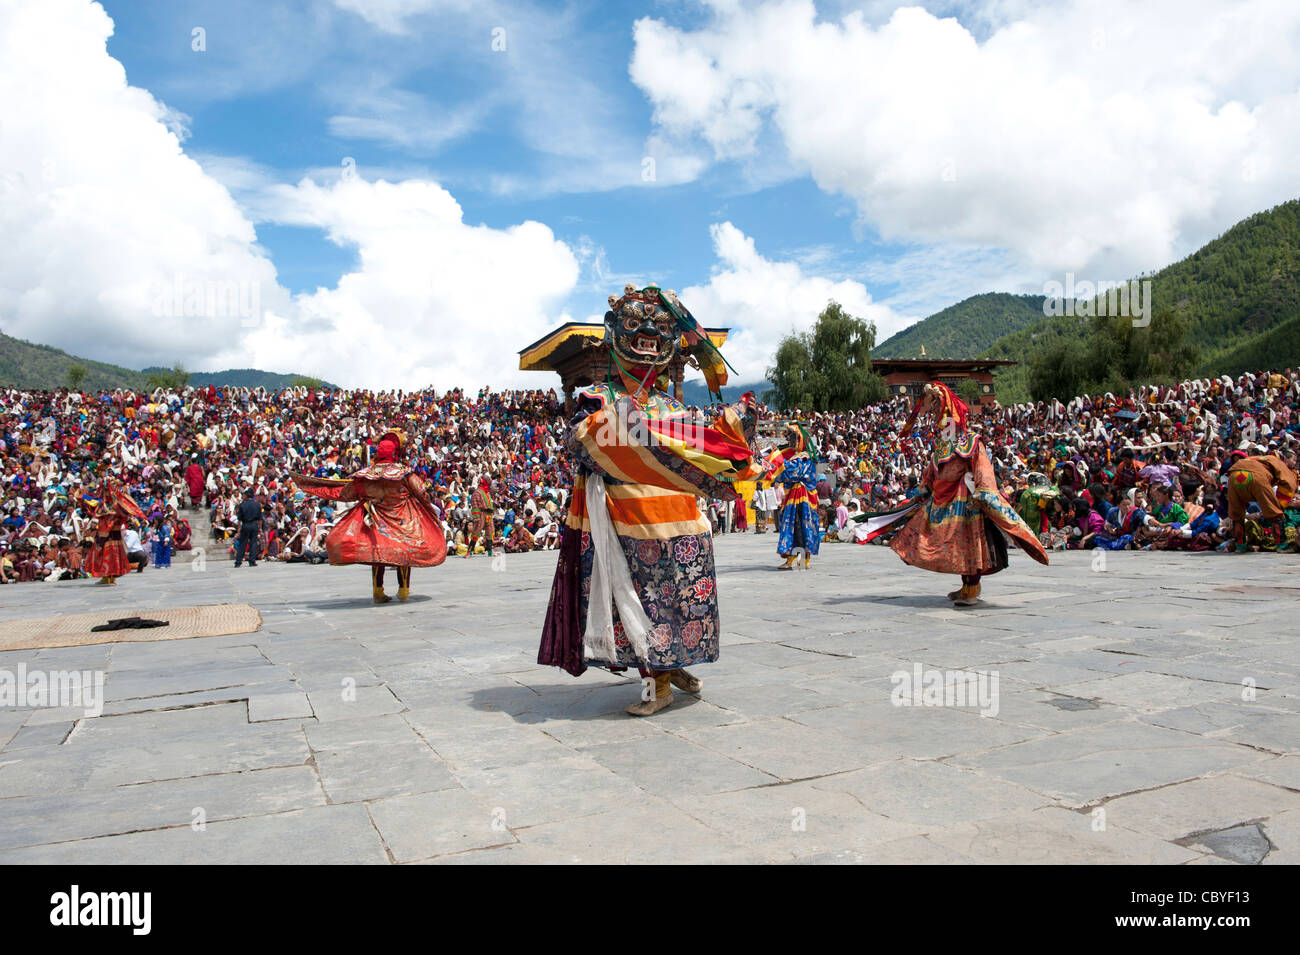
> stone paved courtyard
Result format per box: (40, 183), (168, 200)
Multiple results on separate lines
(1, 533), (1297, 864)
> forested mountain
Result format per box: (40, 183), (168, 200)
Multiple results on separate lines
(874, 292), (1048, 359)
(680, 378), (766, 406)
(981, 199), (1300, 403)
(140, 367), (339, 390)
(0, 332), (153, 391)
(0, 330), (334, 391)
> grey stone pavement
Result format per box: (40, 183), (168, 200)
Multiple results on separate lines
(1, 533), (1297, 864)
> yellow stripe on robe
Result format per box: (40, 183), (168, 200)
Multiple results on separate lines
(577, 404), (759, 490)
(566, 476), (710, 539)
(573, 409), (706, 495)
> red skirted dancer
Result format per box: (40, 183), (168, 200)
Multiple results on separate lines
(863, 382), (1048, 606)
(291, 428), (447, 603)
(85, 479), (146, 586)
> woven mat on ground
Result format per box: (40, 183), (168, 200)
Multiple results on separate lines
(0, 603), (262, 651)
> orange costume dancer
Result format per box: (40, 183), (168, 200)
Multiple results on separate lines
(864, 382), (1047, 606)
(291, 428), (447, 603)
(1226, 452), (1298, 551)
(85, 479), (146, 585)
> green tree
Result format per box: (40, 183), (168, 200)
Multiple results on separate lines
(765, 334), (816, 409)
(65, 363), (87, 389)
(290, 375), (324, 389)
(146, 362), (190, 391)
(1027, 306), (1199, 402)
(955, 378), (984, 407)
(1028, 338), (1091, 402)
(765, 301), (887, 411)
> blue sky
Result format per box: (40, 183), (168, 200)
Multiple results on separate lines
(99, 0), (932, 322)
(4, 0), (1296, 389)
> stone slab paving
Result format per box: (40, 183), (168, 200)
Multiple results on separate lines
(0, 533), (1297, 864)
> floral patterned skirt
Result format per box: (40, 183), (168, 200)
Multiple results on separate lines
(574, 528), (722, 671)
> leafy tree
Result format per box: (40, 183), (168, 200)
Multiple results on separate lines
(65, 364), (87, 389)
(1028, 338), (1091, 402)
(765, 334), (816, 410)
(146, 363), (190, 391)
(955, 378), (984, 407)
(290, 375), (325, 389)
(1027, 306), (1198, 401)
(766, 301), (887, 411)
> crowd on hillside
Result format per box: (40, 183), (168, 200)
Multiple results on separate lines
(1, 367), (1297, 582)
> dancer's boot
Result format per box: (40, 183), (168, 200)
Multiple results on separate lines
(626, 672), (673, 716)
(670, 668), (702, 693)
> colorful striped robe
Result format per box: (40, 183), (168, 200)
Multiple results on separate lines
(539, 383), (758, 676)
(890, 432), (1048, 575)
(768, 450), (821, 557)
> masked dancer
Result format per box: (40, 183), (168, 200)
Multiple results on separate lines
(538, 284), (759, 716)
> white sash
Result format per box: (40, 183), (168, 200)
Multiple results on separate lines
(582, 477), (653, 665)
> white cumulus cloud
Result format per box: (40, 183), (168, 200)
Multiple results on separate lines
(631, 0), (1300, 280)
(250, 175), (581, 390)
(0, 0), (285, 371)
(681, 222), (911, 383)
(0, 0), (582, 390)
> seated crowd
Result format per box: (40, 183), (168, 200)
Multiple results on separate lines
(2, 368), (1296, 583)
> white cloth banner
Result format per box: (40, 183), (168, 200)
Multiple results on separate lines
(582, 477), (653, 666)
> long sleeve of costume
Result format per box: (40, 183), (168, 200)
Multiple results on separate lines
(567, 393), (758, 500)
(289, 472), (358, 502)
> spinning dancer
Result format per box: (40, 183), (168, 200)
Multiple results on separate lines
(85, 478), (146, 586)
(291, 428), (446, 603)
(538, 284), (759, 716)
(864, 382), (1047, 606)
(767, 424), (821, 569)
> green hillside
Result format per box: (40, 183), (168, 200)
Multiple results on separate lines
(0, 332), (152, 391)
(140, 367), (339, 390)
(982, 198), (1300, 403)
(874, 292), (1049, 359)
(0, 330), (335, 391)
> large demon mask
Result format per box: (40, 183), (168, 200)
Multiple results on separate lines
(604, 284), (680, 372)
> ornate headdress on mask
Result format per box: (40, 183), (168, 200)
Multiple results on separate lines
(782, 421), (820, 461)
(603, 284), (734, 400)
(899, 381), (969, 438)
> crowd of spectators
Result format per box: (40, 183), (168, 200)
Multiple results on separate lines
(2, 367), (1297, 583)
(0, 384), (573, 580)
(805, 369), (1300, 553)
